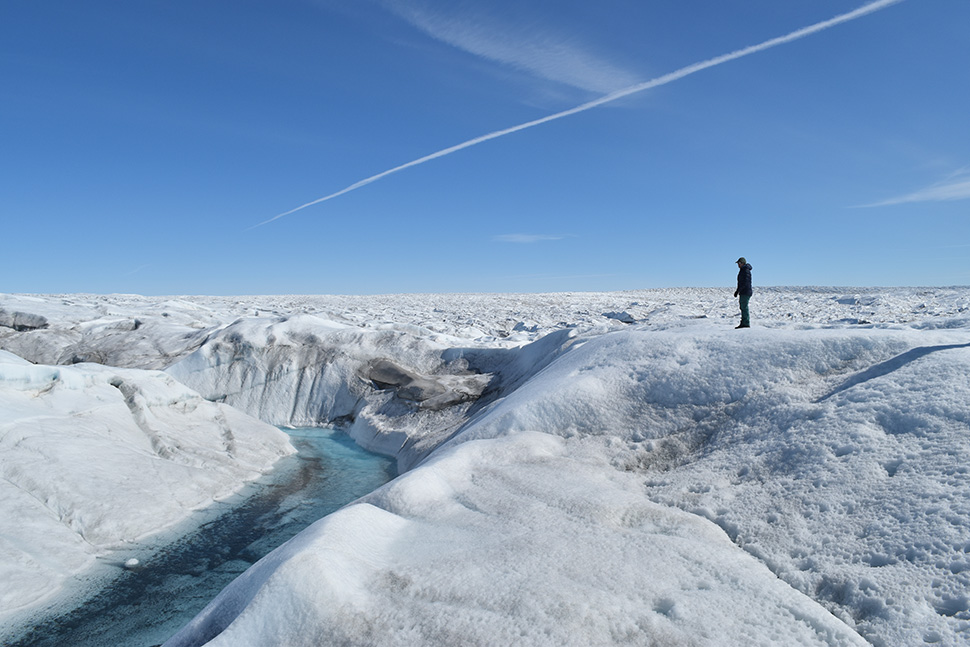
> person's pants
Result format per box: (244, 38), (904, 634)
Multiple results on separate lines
(739, 295), (750, 327)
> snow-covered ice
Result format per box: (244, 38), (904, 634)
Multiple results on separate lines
(2, 287), (970, 645)
(0, 348), (294, 620)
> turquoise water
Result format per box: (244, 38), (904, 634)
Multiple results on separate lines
(5, 428), (396, 647)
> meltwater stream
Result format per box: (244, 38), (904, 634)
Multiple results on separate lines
(7, 427), (395, 647)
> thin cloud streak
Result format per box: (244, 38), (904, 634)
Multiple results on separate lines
(498, 272), (619, 281)
(384, 2), (640, 93)
(493, 234), (568, 243)
(255, 0), (904, 229)
(859, 173), (970, 207)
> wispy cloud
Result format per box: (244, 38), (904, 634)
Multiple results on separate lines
(254, 0), (905, 229)
(492, 234), (568, 244)
(498, 272), (619, 282)
(859, 168), (970, 207)
(382, 2), (639, 94)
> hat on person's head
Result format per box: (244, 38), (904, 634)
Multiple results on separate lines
(736, 257), (746, 264)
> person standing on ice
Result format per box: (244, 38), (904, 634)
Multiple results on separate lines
(734, 257), (753, 329)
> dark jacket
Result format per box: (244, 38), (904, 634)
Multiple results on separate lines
(736, 263), (753, 297)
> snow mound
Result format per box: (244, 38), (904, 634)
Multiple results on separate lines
(166, 432), (868, 647)
(0, 351), (294, 618)
(164, 324), (970, 646)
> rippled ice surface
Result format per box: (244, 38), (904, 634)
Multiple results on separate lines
(7, 428), (395, 647)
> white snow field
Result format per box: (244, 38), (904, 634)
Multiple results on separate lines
(2, 287), (969, 646)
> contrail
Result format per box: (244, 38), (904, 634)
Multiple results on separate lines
(254, 0), (903, 228)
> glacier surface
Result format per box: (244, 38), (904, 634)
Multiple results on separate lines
(2, 287), (970, 646)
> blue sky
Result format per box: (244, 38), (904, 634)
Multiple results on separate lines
(3, 0), (968, 295)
